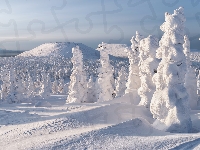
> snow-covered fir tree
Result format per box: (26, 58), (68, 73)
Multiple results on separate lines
(15, 72), (25, 101)
(138, 35), (159, 108)
(58, 78), (65, 94)
(6, 67), (18, 103)
(66, 46), (87, 103)
(150, 7), (192, 133)
(197, 72), (200, 94)
(86, 76), (96, 103)
(1, 67), (10, 101)
(41, 72), (51, 99)
(33, 73), (42, 96)
(52, 78), (58, 94)
(116, 66), (127, 97)
(183, 35), (198, 109)
(125, 31), (143, 103)
(27, 73), (35, 100)
(197, 72), (200, 107)
(96, 43), (115, 102)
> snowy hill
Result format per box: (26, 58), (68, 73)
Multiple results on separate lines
(96, 43), (128, 57)
(18, 42), (100, 59)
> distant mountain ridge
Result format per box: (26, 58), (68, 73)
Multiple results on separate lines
(18, 42), (100, 59)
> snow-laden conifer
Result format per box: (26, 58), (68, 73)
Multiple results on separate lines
(125, 31), (143, 103)
(67, 46), (87, 103)
(183, 35), (198, 109)
(150, 7), (192, 133)
(116, 66), (127, 97)
(138, 35), (159, 108)
(86, 76), (96, 103)
(6, 67), (18, 103)
(96, 43), (115, 102)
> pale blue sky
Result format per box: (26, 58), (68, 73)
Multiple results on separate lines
(0, 0), (199, 50)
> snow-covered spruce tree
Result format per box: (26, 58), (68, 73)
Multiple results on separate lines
(15, 72), (25, 101)
(86, 76), (96, 103)
(150, 7), (192, 133)
(135, 31), (143, 44)
(96, 43), (115, 102)
(22, 73), (34, 101)
(183, 35), (198, 109)
(58, 78), (65, 94)
(6, 67), (18, 103)
(40, 72), (51, 99)
(197, 72), (200, 107)
(52, 78), (58, 94)
(125, 31), (143, 103)
(66, 46), (87, 103)
(116, 66), (127, 97)
(0, 67), (10, 101)
(138, 35), (159, 108)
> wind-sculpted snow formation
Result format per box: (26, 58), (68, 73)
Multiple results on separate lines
(150, 7), (192, 133)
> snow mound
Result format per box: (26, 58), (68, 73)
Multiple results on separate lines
(35, 101), (52, 107)
(51, 118), (163, 149)
(96, 43), (128, 57)
(18, 42), (100, 59)
(96, 118), (157, 136)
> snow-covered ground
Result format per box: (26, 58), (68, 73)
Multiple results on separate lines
(1, 6), (200, 150)
(0, 94), (200, 150)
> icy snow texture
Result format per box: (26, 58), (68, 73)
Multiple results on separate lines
(150, 7), (192, 133)
(97, 43), (128, 57)
(66, 46), (88, 103)
(138, 35), (159, 108)
(96, 43), (115, 102)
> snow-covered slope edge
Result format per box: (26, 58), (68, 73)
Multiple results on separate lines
(18, 42), (100, 59)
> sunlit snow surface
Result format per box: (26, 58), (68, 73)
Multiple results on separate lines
(0, 95), (200, 150)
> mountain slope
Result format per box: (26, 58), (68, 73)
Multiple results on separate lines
(18, 42), (100, 59)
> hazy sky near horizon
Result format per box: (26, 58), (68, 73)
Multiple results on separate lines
(0, 0), (200, 50)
